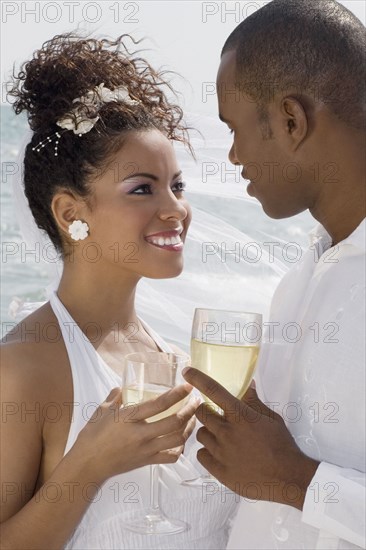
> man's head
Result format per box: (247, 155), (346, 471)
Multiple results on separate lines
(218, 0), (366, 219)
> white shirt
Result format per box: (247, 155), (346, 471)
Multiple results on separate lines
(228, 218), (366, 550)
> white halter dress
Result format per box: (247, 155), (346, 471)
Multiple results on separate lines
(49, 290), (238, 549)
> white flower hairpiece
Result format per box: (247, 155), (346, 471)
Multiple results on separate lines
(56, 83), (139, 135)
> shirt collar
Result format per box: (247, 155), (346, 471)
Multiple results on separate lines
(309, 218), (366, 253)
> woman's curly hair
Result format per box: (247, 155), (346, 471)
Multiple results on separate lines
(8, 33), (192, 255)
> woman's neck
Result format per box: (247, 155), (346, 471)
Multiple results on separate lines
(56, 261), (141, 342)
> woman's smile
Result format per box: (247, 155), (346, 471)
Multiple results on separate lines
(145, 227), (184, 251)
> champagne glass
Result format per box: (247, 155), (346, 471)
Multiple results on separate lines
(183, 308), (262, 486)
(121, 351), (190, 535)
(191, 308), (262, 408)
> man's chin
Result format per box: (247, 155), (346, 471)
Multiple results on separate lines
(246, 182), (256, 196)
(261, 202), (307, 220)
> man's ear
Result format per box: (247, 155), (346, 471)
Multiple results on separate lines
(277, 96), (309, 151)
(51, 190), (87, 237)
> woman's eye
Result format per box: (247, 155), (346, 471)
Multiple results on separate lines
(172, 181), (186, 193)
(129, 184), (152, 195)
(128, 181), (186, 195)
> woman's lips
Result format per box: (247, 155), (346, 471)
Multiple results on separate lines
(145, 232), (184, 252)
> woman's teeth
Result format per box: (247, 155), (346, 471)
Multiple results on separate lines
(150, 235), (182, 246)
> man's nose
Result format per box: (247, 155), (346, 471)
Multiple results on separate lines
(228, 143), (240, 166)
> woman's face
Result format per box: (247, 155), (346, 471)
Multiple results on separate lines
(82, 129), (192, 280)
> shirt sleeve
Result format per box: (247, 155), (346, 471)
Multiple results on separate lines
(302, 461), (366, 548)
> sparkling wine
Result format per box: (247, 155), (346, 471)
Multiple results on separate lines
(190, 338), (259, 404)
(122, 383), (187, 422)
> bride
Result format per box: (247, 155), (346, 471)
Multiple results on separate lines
(0, 34), (239, 549)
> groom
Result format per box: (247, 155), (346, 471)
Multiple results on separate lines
(183, 0), (365, 548)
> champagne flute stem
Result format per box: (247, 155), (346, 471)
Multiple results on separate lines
(150, 463), (160, 514)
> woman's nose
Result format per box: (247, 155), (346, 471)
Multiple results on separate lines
(158, 191), (188, 221)
(228, 143), (240, 166)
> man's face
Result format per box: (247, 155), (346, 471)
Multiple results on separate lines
(216, 50), (315, 219)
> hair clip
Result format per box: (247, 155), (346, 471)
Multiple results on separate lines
(56, 83), (139, 135)
(31, 83), (139, 156)
(32, 132), (61, 156)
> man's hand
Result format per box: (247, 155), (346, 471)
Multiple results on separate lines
(182, 367), (319, 510)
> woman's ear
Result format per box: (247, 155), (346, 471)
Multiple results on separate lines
(51, 190), (86, 237)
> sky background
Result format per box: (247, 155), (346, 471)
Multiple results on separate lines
(1, 0), (365, 332)
(1, 0), (365, 116)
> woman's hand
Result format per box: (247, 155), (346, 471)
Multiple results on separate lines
(71, 384), (198, 483)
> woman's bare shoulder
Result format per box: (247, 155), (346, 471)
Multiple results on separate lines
(1, 301), (60, 346)
(1, 302), (70, 397)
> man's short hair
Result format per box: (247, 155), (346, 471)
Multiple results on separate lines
(222, 0), (366, 131)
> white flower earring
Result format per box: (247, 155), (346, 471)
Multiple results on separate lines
(68, 219), (89, 241)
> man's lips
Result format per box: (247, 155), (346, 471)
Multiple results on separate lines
(241, 169), (256, 194)
(242, 169), (252, 182)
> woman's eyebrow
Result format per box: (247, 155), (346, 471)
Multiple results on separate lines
(122, 170), (182, 182)
(123, 172), (158, 182)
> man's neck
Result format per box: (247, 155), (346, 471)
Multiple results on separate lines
(310, 165), (365, 245)
(308, 117), (365, 245)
